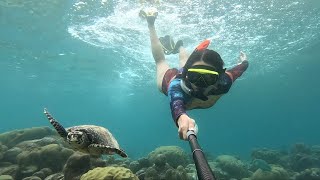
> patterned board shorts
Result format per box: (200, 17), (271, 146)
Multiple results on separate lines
(161, 68), (179, 96)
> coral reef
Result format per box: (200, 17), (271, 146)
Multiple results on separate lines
(251, 165), (289, 180)
(1, 127), (320, 180)
(294, 168), (320, 180)
(215, 155), (250, 179)
(148, 146), (190, 168)
(80, 167), (138, 180)
(249, 159), (272, 172)
(0, 127), (55, 148)
(251, 148), (284, 164)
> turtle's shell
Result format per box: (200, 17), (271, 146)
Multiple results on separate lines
(67, 125), (120, 151)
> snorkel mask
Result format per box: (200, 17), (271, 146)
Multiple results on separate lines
(187, 65), (219, 88)
(181, 39), (221, 101)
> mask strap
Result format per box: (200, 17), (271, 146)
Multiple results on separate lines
(180, 80), (192, 95)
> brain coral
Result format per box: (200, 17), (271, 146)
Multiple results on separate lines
(148, 146), (189, 168)
(80, 166), (139, 180)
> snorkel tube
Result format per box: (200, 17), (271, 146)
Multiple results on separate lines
(187, 130), (216, 180)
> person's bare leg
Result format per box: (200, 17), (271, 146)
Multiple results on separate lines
(179, 46), (189, 68)
(147, 15), (170, 92)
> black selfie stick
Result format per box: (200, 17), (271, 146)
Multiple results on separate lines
(187, 130), (216, 180)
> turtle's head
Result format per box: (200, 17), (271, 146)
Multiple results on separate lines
(67, 131), (88, 148)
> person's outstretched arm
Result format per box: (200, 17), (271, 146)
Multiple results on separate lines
(168, 80), (187, 126)
(226, 51), (249, 81)
(168, 79), (196, 140)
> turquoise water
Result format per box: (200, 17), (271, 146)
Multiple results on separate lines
(1, 0), (319, 159)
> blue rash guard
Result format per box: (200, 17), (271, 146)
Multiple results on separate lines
(166, 60), (249, 126)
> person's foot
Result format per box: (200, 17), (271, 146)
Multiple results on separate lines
(139, 7), (158, 26)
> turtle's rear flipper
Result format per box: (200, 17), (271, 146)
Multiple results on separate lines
(88, 144), (128, 158)
(43, 108), (68, 139)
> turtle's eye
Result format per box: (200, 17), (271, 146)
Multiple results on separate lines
(67, 134), (71, 139)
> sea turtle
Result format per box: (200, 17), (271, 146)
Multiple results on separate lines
(43, 108), (127, 158)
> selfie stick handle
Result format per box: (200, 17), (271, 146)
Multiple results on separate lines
(187, 130), (216, 180)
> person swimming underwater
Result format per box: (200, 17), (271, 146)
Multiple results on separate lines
(142, 7), (249, 140)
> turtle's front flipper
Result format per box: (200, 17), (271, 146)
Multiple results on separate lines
(43, 108), (68, 139)
(88, 144), (128, 158)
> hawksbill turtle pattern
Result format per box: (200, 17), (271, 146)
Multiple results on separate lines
(43, 108), (127, 158)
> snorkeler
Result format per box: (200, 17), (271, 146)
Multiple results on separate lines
(142, 8), (249, 140)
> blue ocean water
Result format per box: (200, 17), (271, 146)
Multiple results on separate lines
(0, 0), (319, 159)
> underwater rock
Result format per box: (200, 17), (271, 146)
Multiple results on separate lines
(0, 175), (14, 180)
(216, 155), (250, 179)
(249, 159), (272, 172)
(251, 148), (283, 164)
(145, 161), (174, 180)
(119, 159), (132, 169)
(295, 168), (320, 180)
(165, 165), (191, 180)
(104, 155), (127, 166)
(39, 144), (63, 171)
(207, 161), (232, 180)
(135, 168), (147, 180)
(17, 143), (73, 174)
(20, 165), (39, 178)
(144, 166), (161, 179)
(154, 154), (166, 168)
(0, 143), (8, 160)
(63, 152), (92, 180)
(40, 144), (74, 172)
(311, 145), (320, 156)
(0, 162), (12, 167)
(211, 167), (229, 180)
(291, 143), (311, 155)
(17, 150), (41, 168)
(16, 136), (67, 151)
(144, 161), (191, 180)
(185, 163), (196, 174)
(22, 176), (42, 180)
(32, 168), (53, 179)
(148, 146), (190, 168)
(290, 153), (320, 171)
(137, 157), (152, 168)
(251, 165), (289, 180)
(288, 143), (319, 171)
(0, 127), (56, 148)
(0, 164), (19, 179)
(129, 161), (140, 173)
(32, 171), (46, 180)
(80, 166), (139, 180)
(44, 173), (64, 180)
(2, 147), (22, 164)
(90, 157), (107, 168)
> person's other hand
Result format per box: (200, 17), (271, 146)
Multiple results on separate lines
(177, 114), (197, 140)
(238, 51), (247, 64)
